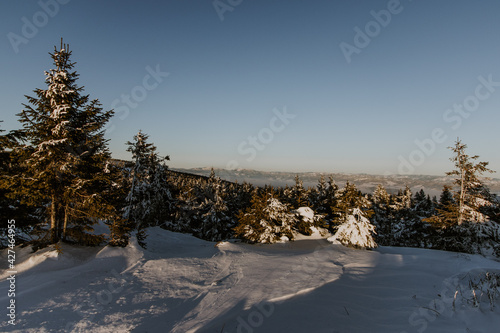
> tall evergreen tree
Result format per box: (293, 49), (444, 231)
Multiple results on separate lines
(425, 185), (458, 228)
(424, 140), (500, 255)
(172, 177), (200, 234)
(447, 139), (495, 224)
(413, 189), (434, 217)
(393, 185), (413, 211)
(194, 169), (233, 241)
(6, 40), (117, 246)
(311, 175), (338, 221)
(426, 139), (496, 227)
(371, 184), (396, 245)
(290, 175), (307, 209)
(124, 130), (172, 247)
(391, 185), (433, 248)
(225, 181), (254, 221)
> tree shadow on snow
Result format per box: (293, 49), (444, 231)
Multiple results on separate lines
(195, 245), (472, 333)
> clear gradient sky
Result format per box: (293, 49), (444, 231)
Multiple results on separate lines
(1, 0), (499, 175)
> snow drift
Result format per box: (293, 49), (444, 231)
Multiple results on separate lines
(1, 227), (500, 332)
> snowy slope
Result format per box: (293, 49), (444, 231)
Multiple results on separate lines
(1, 227), (500, 333)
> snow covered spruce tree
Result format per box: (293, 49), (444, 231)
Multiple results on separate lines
(425, 139), (499, 254)
(371, 184), (396, 245)
(413, 188), (435, 218)
(426, 185), (457, 228)
(194, 170), (234, 241)
(7, 40), (119, 246)
(311, 175), (338, 224)
(170, 170), (234, 241)
(225, 181), (254, 221)
(328, 182), (377, 249)
(447, 139), (496, 224)
(390, 186), (433, 248)
(288, 175), (308, 209)
(124, 130), (172, 247)
(234, 189), (297, 243)
(172, 177), (201, 234)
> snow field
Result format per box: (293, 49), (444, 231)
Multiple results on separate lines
(1, 227), (499, 332)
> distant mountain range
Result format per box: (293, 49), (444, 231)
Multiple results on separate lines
(174, 167), (500, 197)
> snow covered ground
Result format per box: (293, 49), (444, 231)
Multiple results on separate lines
(1, 227), (500, 333)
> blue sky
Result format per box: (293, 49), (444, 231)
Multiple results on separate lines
(1, 0), (500, 176)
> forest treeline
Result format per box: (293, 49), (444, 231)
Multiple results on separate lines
(1, 42), (499, 256)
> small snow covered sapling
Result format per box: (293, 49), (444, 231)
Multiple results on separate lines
(234, 190), (296, 243)
(328, 182), (377, 249)
(328, 207), (377, 249)
(292, 207), (325, 236)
